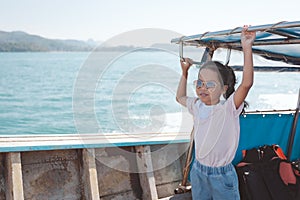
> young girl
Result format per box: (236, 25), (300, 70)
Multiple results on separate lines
(176, 26), (256, 199)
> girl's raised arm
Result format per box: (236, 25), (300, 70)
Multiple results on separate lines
(234, 26), (256, 109)
(176, 58), (193, 107)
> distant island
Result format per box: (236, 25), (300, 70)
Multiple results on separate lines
(0, 30), (197, 52)
(0, 31), (99, 52)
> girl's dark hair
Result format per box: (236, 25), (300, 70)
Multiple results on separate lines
(200, 61), (248, 112)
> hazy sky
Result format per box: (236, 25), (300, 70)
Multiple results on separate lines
(1, 0), (299, 41)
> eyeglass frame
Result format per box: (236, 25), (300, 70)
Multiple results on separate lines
(194, 79), (219, 91)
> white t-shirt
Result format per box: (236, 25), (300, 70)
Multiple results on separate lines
(186, 93), (243, 167)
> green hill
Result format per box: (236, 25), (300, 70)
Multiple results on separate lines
(0, 31), (97, 52)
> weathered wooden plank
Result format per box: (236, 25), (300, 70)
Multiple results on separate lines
(82, 149), (100, 200)
(21, 150), (81, 199)
(0, 154), (5, 200)
(95, 147), (140, 199)
(135, 145), (158, 200)
(6, 152), (24, 200)
(151, 144), (186, 198)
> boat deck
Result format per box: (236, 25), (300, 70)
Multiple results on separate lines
(161, 192), (192, 200)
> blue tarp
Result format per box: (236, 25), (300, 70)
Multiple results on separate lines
(233, 113), (300, 164)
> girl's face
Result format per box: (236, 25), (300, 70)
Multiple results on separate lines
(196, 68), (227, 105)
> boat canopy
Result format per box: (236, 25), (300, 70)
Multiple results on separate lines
(171, 21), (300, 66)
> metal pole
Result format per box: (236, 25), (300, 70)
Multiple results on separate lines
(287, 88), (300, 161)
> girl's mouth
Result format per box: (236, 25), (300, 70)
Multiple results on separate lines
(199, 93), (209, 98)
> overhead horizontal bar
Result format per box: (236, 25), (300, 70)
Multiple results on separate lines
(171, 21), (300, 44)
(182, 38), (300, 48)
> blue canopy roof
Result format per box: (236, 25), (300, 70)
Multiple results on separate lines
(171, 21), (300, 65)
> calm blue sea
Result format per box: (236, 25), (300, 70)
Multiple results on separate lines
(0, 52), (299, 135)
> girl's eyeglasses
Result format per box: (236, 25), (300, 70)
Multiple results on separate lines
(194, 80), (218, 91)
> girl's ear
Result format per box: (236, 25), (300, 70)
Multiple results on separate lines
(222, 85), (228, 99)
(223, 85), (228, 94)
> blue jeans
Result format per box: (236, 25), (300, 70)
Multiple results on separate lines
(190, 160), (240, 200)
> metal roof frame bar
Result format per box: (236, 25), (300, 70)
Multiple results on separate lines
(171, 21), (300, 44)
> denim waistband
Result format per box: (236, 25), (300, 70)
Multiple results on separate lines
(193, 159), (234, 175)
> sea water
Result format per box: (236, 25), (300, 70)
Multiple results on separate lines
(0, 52), (299, 135)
